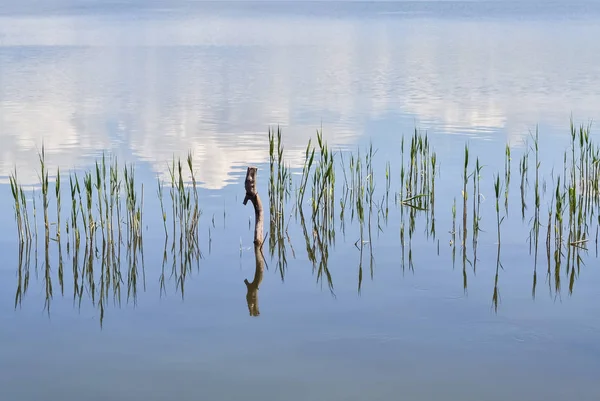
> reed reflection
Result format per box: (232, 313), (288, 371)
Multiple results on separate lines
(9, 122), (600, 321)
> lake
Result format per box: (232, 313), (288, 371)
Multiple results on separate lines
(2, 1), (600, 400)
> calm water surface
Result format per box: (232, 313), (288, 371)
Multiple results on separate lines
(2, 1), (600, 400)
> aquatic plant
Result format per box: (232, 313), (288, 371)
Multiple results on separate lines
(9, 120), (600, 320)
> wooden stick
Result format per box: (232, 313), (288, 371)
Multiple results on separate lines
(243, 166), (265, 316)
(243, 167), (263, 247)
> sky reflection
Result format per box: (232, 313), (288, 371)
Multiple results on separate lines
(1, 2), (600, 188)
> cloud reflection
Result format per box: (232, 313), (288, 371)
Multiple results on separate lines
(1, 6), (600, 187)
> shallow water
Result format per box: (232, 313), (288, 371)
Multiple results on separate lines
(2, 1), (600, 400)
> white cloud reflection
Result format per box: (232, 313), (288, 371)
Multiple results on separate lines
(1, 4), (600, 187)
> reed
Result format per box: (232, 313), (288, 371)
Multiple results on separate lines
(385, 160), (391, 219)
(472, 158), (482, 244)
(69, 175), (80, 250)
(109, 157), (120, 247)
(20, 185), (32, 242)
(10, 121), (600, 315)
(39, 145), (50, 242)
(157, 178), (168, 237)
(494, 174), (503, 245)
(430, 151), (437, 236)
(32, 188), (38, 246)
(55, 167), (61, 239)
(83, 172), (94, 242)
(520, 147), (529, 220)
(268, 127), (291, 277)
(531, 127), (541, 265)
(187, 151), (201, 247)
(311, 129), (336, 223)
(298, 138), (315, 211)
(9, 169), (24, 243)
(462, 144), (469, 248)
(94, 158), (104, 234)
(451, 197), (456, 267)
(505, 144), (511, 214)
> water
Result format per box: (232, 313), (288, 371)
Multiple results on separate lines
(2, 1), (600, 400)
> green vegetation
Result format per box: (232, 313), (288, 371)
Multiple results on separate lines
(8, 120), (600, 322)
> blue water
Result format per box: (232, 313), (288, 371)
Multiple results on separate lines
(2, 2), (600, 400)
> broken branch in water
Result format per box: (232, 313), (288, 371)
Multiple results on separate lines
(243, 166), (264, 247)
(243, 166), (265, 316)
